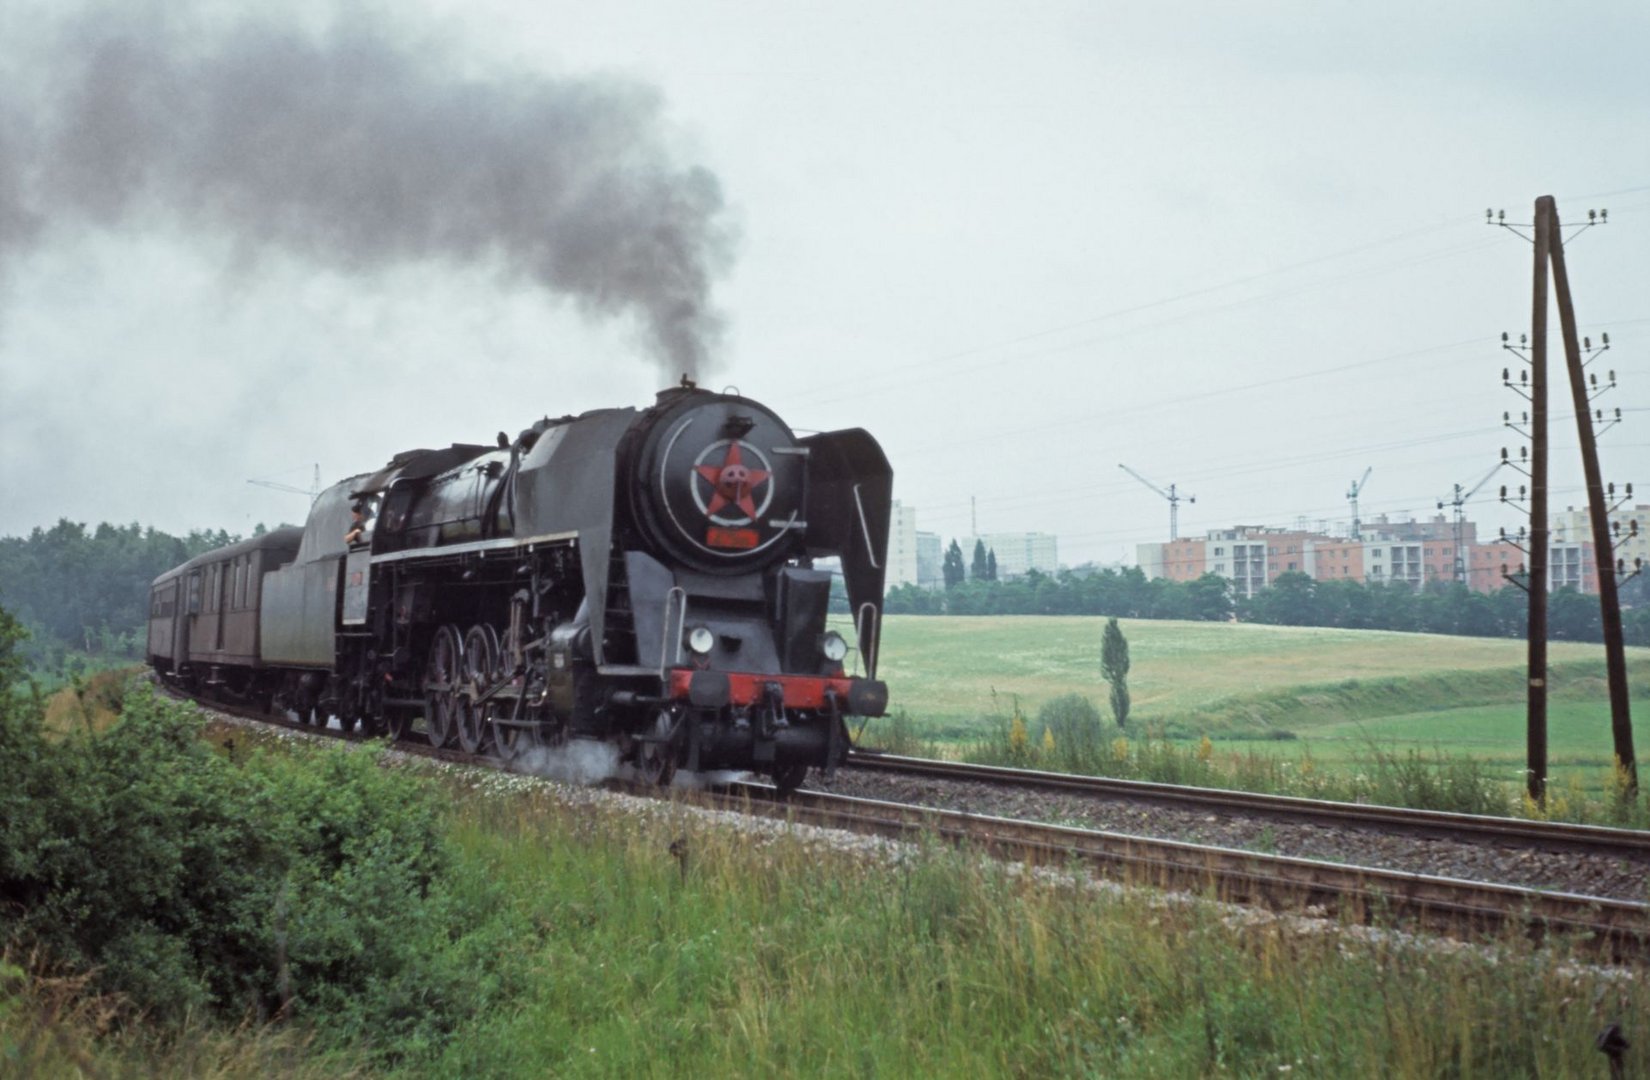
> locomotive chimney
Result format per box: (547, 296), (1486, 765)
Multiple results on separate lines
(655, 373), (705, 406)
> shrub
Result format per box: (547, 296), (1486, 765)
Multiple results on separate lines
(1037, 694), (1106, 773)
(0, 677), (522, 1063)
(858, 709), (928, 756)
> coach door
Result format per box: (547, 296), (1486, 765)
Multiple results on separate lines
(173, 574), (194, 660)
(214, 561), (230, 651)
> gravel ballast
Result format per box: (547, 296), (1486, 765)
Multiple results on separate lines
(813, 767), (1650, 902)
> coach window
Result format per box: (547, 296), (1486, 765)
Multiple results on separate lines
(187, 571), (202, 614)
(235, 560), (247, 610)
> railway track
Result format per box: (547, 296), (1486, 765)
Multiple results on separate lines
(164, 686), (1650, 960)
(842, 751), (1650, 859)
(726, 779), (1650, 961)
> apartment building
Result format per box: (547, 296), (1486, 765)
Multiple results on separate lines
(1137, 514), (1594, 596)
(969, 532), (1060, 579)
(1466, 537), (1598, 594)
(886, 500), (920, 588)
(1554, 504), (1647, 581)
(916, 531), (943, 589)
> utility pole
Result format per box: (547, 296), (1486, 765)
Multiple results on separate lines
(1493, 202), (1553, 805)
(1549, 206), (1636, 796)
(1525, 197), (1552, 807)
(1119, 464), (1195, 541)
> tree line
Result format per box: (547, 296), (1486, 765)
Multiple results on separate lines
(886, 567), (1650, 646)
(0, 519), (273, 675)
(2, 518), (1645, 680)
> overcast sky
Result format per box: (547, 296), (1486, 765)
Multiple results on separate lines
(1, 0), (1646, 566)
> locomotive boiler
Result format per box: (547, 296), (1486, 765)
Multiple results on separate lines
(147, 381), (892, 788)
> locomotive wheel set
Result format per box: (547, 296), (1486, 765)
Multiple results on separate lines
(146, 382), (892, 789)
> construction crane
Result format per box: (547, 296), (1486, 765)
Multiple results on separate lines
(1438, 461), (1504, 583)
(248, 464), (322, 504)
(1119, 464), (1194, 541)
(1346, 467), (1373, 540)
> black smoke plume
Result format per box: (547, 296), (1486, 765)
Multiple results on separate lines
(0, 3), (735, 377)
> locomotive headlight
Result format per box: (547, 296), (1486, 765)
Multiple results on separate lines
(687, 626), (715, 656)
(821, 631), (849, 663)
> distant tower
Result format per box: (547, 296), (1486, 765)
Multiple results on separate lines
(1119, 464), (1195, 541)
(248, 463), (322, 505)
(1347, 467), (1373, 539)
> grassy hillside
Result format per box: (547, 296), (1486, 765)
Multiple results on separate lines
(873, 615), (1646, 734)
(866, 615), (1648, 778)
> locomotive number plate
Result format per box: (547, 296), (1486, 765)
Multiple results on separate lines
(705, 526), (759, 549)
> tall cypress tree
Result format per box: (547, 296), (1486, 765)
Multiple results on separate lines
(1101, 616), (1131, 727)
(942, 540), (966, 589)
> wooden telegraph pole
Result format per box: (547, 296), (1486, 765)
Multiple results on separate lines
(1525, 197), (1553, 806)
(1548, 204), (1638, 797)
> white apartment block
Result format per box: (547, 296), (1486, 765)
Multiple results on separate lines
(970, 532), (1060, 579)
(916, 531), (943, 589)
(1206, 536), (1268, 598)
(886, 500), (920, 588)
(1554, 504), (1648, 580)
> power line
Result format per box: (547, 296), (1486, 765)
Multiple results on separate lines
(893, 335), (1489, 461)
(792, 217), (1505, 408)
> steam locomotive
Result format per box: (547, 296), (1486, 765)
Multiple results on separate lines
(146, 381), (891, 788)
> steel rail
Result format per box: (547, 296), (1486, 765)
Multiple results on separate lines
(846, 752), (1650, 857)
(726, 781), (1650, 960)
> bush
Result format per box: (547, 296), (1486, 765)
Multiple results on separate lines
(0, 672), (522, 1063)
(1037, 694), (1106, 774)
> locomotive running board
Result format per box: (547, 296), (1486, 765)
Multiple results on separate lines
(368, 530), (578, 564)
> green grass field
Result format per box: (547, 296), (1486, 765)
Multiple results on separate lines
(865, 615), (1650, 789)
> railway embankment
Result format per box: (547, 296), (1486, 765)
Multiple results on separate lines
(8, 671), (1650, 1075)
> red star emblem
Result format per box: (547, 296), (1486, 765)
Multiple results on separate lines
(694, 441), (770, 520)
